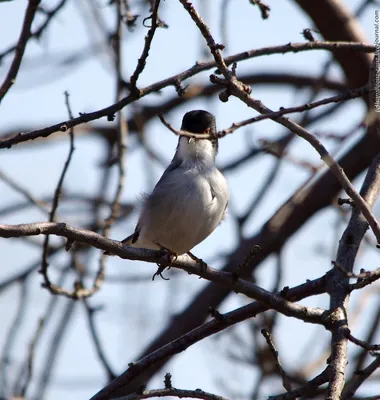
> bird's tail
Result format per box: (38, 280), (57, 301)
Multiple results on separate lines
(121, 234), (134, 245)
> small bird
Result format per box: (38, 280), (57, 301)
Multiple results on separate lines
(121, 110), (229, 261)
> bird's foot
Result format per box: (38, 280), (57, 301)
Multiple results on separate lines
(187, 251), (208, 278)
(152, 244), (178, 281)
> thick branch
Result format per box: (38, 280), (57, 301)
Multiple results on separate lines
(0, 222), (325, 324)
(326, 153), (380, 399)
(89, 274), (329, 400)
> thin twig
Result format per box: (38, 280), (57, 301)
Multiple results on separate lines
(0, 0), (67, 63)
(0, 0), (41, 102)
(261, 329), (292, 392)
(345, 329), (380, 351)
(217, 86), (368, 137)
(268, 367), (330, 400)
(0, 279), (30, 398)
(124, 387), (231, 400)
(18, 318), (44, 397)
(32, 294), (77, 399)
(342, 355), (380, 399)
(95, 1), (129, 302)
(83, 299), (117, 381)
(249, 0), (270, 19)
(158, 114), (212, 139)
(348, 270), (380, 291)
(0, 169), (50, 216)
(333, 261), (380, 280)
(354, 307), (380, 372)
(129, 0), (162, 91)
(40, 91), (75, 295)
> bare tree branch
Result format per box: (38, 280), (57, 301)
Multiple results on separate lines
(40, 91), (76, 296)
(0, 0), (41, 102)
(0, 222), (327, 324)
(0, 41), (374, 149)
(326, 153), (380, 399)
(124, 387), (230, 400)
(89, 273), (329, 400)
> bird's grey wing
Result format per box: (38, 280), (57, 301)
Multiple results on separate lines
(142, 157), (183, 215)
(122, 157), (183, 245)
(154, 156), (182, 188)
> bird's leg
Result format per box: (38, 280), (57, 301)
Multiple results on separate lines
(157, 243), (178, 265)
(187, 251), (208, 277)
(152, 243), (177, 280)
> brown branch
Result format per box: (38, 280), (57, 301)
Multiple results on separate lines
(345, 329), (380, 352)
(226, 86), (380, 245)
(40, 91), (76, 296)
(342, 355), (380, 399)
(96, 1), (128, 305)
(31, 293), (77, 399)
(159, 73), (366, 163)
(326, 153), (380, 399)
(0, 279), (29, 397)
(261, 329), (292, 392)
(129, 0), (162, 91)
(0, 169), (50, 216)
(0, 244), (62, 295)
(89, 273), (329, 400)
(349, 273), (380, 290)
(0, 0), (67, 62)
(217, 85), (368, 137)
(0, 0), (41, 102)
(158, 114), (212, 139)
(0, 72), (348, 150)
(18, 318), (44, 398)
(83, 299), (117, 381)
(11, 267), (71, 397)
(249, 0), (270, 19)
(333, 261), (380, 281)
(268, 367), (330, 400)
(0, 192), (133, 219)
(124, 387), (230, 400)
(0, 221), (326, 324)
(0, 41), (373, 149)
(353, 307), (380, 372)
(89, 301), (261, 400)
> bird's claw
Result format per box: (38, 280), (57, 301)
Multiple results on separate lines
(153, 244), (178, 280)
(187, 251), (208, 278)
(152, 265), (170, 281)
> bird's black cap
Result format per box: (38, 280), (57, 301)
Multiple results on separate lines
(181, 110), (216, 135)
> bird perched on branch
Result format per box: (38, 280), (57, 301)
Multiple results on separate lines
(121, 110), (229, 262)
